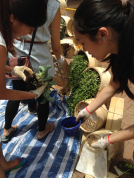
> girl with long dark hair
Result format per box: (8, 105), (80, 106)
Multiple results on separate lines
(75, 0), (134, 149)
(3, 0), (63, 142)
(0, 0), (47, 176)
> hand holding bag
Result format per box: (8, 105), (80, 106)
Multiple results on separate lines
(5, 28), (37, 80)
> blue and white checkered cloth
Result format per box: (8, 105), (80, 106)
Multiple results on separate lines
(0, 79), (81, 178)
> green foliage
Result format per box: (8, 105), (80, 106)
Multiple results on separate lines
(41, 80), (56, 104)
(60, 18), (66, 40)
(36, 65), (56, 104)
(66, 69), (100, 116)
(68, 54), (88, 90)
(36, 65), (52, 83)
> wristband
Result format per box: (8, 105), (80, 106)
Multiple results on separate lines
(86, 107), (92, 114)
(108, 134), (113, 144)
(56, 55), (64, 62)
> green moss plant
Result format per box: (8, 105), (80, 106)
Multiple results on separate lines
(60, 18), (66, 40)
(66, 68), (100, 116)
(67, 54), (88, 92)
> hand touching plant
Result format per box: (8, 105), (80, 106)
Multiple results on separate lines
(11, 66), (33, 81)
(25, 65), (56, 104)
(31, 82), (48, 98)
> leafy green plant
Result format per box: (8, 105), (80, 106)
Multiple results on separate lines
(24, 65), (56, 104)
(60, 18), (66, 40)
(66, 68), (100, 116)
(67, 54), (88, 92)
(36, 65), (53, 84)
(36, 65), (56, 104)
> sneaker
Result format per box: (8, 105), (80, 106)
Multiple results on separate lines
(20, 100), (27, 106)
(28, 107), (38, 114)
(117, 161), (134, 175)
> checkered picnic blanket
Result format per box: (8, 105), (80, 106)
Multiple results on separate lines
(0, 79), (81, 178)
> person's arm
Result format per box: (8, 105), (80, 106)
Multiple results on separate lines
(0, 164), (6, 178)
(86, 76), (120, 113)
(5, 65), (14, 73)
(109, 124), (134, 143)
(50, 8), (61, 59)
(76, 75), (120, 122)
(85, 76), (134, 148)
(0, 46), (38, 100)
(90, 124), (134, 149)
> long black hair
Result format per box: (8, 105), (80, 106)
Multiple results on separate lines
(74, 0), (134, 99)
(0, 0), (47, 55)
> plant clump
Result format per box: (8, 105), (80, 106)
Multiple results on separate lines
(67, 54), (88, 91)
(66, 69), (100, 116)
(24, 65), (56, 104)
(60, 18), (66, 40)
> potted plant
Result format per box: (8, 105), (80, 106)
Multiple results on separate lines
(60, 15), (74, 40)
(66, 68), (101, 116)
(66, 65), (111, 116)
(76, 50), (101, 68)
(60, 17), (66, 40)
(68, 53), (88, 90)
(24, 65), (56, 104)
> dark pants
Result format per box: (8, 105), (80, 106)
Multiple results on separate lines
(5, 80), (49, 131)
(20, 98), (36, 110)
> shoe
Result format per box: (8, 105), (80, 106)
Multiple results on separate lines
(20, 100), (27, 106)
(28, 107), (38, 114)
(4, 157), (27, 173)
(37, 122), (55, 140)
(117, 161), (134, 175)
(2, 127), (18, 143)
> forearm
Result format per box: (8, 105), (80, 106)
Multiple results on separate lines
(0, 88), (37, 100)
(50, 8), (61, 60)
(5, 65), (14, 73)
(52, 46), (61, 59)
(109, 124), (134, 143)
(0, 164), (6, 178)
(87, 83), (116, 113)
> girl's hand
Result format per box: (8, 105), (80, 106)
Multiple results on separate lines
(30, 82), (48, 98)
(90, 134), (112, 149)
(11, 66), (33, 81)
(76, 107), (98, 122)
(55, 55), (65, 66)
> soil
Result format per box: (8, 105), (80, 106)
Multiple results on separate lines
(24, 70), (41, 90)
(65, 124), (76, 128)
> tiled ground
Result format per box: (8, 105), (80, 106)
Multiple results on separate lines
(65, 0), (134, 178)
